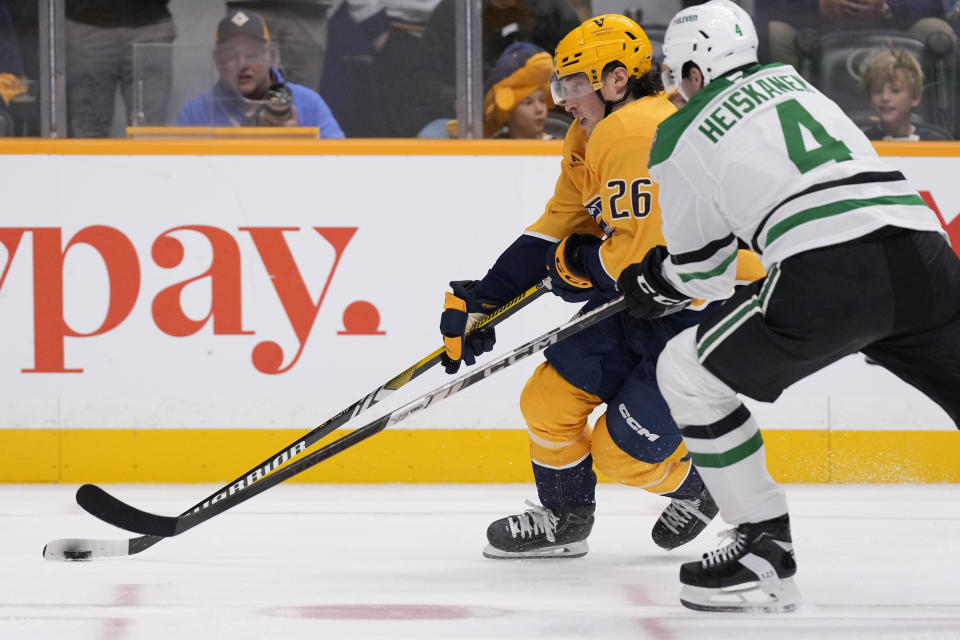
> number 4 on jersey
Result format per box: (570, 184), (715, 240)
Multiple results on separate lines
(776, 98), (852, 174)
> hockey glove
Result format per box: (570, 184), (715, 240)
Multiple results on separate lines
(546, 233), (604, 303)
(439, 280), (497, 375)
(617, 246), (691, 320)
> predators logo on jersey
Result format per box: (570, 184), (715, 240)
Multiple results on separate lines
(584, 196), (614, 236)
(585, 196), (602, 220)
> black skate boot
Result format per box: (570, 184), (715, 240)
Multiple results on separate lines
(679, 514), (800, 613)
(651, 485), (719, 550)
(483, 501), (594, 559)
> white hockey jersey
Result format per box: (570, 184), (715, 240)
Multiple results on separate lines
(648, 62), (944, 301)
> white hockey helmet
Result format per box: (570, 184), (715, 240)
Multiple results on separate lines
(661, 0), (758, 101)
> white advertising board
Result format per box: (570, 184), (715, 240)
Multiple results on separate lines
(0, 153), (955, 431)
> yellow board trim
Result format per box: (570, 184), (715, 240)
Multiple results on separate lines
(0, 428), (956, 483)
(126, 126), (322, 139)
(1, 138), (956, 157)
(872, 140), (960, 157)
(0, 138), (565, 156)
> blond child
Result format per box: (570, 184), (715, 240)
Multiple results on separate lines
(860, 45), (948, 140)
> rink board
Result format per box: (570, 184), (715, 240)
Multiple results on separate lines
(1, 427), (959, 483)
(0, 139), (957, 483)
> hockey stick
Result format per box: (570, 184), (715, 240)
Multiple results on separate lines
(43, 279), (551, 561)
(75, 297), (625, 538)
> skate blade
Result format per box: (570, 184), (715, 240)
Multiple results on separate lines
(679, 577), (801, 613)
(482, 541), (588, 559)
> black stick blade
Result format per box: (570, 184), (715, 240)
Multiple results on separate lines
(76, 484), (180, 537)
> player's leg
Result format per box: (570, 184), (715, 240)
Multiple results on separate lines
(861, 230), (960, 427)
(658, 327), (799, 612)
(484, 311), (628, 559)
(592, 364), (718, 551)
(659, 238), (902, 612)
(864, 328), (960, 427)
(483, 361), (602, 559)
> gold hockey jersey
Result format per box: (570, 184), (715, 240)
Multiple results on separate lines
(527, 92), (763, 293)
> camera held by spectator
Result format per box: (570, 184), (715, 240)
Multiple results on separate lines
(245, 80), (294, 126)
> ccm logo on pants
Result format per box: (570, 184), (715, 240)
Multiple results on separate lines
(618, 403), (660, 442)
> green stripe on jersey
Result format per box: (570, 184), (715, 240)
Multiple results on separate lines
(758, 263), (780, 308)
(697, 297), (760, 358)
(677, 250), (738, 283)
(688, 430), (765, 468)
(764, 194), (929, 247)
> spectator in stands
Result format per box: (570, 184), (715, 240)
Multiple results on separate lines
(65, 0), (175, 137)
(316, 1), (392, 136)
(0, 0), (25, 103)
(945, 0), (960, 36)
(0, 0), (25, 135)
(438, 41), (556, 139)
(3, 0), (39, 136)
(224, 1), (399, 93)
(948, 0), (960, 20)
(860, 44), (951, 139)
(403, 0), (580, 137)
(768, 0), (956, 68)
(485, 42), (554, 139)
(176, 10), (344, 137)
(225, 0), (333, 92)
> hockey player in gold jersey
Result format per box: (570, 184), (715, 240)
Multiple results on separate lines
(439, 14), (765, 559)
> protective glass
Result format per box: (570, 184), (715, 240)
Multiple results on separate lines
(549, 72), (597, 105)
(213, 43), (272, 68)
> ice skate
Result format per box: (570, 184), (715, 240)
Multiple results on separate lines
(652, 485), (719, 550)
(483, 501), (594, 559)
(679, 514), (800, 613)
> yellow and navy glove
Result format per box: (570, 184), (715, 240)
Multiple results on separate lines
(546, 233), (603, 303)
(439, 280), (497, 375)
(617, 246), (691, 319)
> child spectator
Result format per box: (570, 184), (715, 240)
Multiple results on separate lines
(483, 41), (554, 139)
(428, 41), (558, 139)
(407, 0), (580, 137)
(860, 44), (950, 140)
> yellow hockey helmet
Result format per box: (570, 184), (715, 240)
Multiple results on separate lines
(551, 14), (653, 104)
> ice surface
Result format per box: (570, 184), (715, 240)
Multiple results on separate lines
(3, 483), (958, 639)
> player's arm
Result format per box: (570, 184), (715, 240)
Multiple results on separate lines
(476, 124), (598, 304)
(441, 125), (597, 372)
(618, 156), (743, 319)
(505, 123), (602, 304)
(657, 156), (741, 301)
(548, 122), (663, 302)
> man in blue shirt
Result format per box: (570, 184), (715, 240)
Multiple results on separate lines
(177, 9), (344, 137)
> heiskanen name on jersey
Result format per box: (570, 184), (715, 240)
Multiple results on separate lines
(648, 61), (944, 302)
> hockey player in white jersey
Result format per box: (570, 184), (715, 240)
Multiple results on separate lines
(617, 0), (960, 613)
